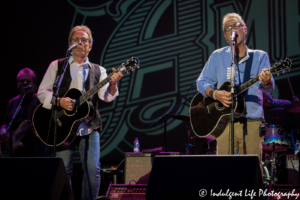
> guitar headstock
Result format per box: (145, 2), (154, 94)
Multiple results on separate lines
(269, 58), (292, 76)
(118, 56), (140, 74)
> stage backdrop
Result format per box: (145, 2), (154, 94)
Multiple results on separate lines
(1, 0), (300, 162)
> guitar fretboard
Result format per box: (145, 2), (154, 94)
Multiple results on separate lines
(236, 74), (260, 96)
(55, 57), (139, 118)
(236, 59), (291, 96)
(79, 72), (115, 105)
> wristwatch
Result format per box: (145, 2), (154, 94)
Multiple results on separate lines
(209, 89), (215, 98)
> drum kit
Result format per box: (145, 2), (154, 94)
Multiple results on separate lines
(261, 123), (297, 187)
(169, 98), (300, 187)
(261, 73), (300, 186)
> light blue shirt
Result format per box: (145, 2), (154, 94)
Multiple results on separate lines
(197, 46), (274, 120)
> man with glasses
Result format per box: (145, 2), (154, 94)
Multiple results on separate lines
(196, 13), (274, 162)
(38, 25), (123, 200)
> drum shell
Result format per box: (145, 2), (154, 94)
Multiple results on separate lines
(263, 125), (289, 152)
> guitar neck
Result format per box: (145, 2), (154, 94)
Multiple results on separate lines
(79, 72), (114, 105)
(236, 58), (291, 96)
(236, 74), (261, 96)
(14, 123), (33, 140)
(77, 57), (139, 105)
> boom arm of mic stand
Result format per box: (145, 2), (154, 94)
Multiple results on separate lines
(150, 92), (198, 152)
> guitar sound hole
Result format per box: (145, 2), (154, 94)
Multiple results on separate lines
(215, 102), (225, 111)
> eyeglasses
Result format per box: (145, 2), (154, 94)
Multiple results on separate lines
(72, 37), (89, 44)
(224, 22), (243, 32)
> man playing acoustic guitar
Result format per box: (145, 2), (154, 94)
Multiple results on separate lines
(196, 13), (274, 162)
(37, 25), (123, 200)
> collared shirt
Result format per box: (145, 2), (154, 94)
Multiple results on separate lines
(38, 56), (119, 109)
(196, 46), (274, 120)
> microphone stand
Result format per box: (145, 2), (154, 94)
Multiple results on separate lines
(50, 51), (72, 157)
(230, 40), (236, 155)
(150, 92), (198, 152)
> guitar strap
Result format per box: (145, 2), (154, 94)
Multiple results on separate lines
(243, 52), (254, 86)
(89, 64), (94, 101)
(238, 52), (253, 120)
(56, 57), (71, 97)
(86, 63), (95, 101)
(10, 93), (37, 127)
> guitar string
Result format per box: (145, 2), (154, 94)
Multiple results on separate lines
(56, 59), (138, 117)
(236, 60), (290, 97)
(79, 60), (138, 106)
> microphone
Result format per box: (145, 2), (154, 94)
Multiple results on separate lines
(22, 85), (32, 90)
(230, 30), (238, 41)
(68, 43), (78, 51)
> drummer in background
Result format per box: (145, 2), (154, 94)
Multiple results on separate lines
(263, 93), (299, 108)
(263, 93), (300, 153)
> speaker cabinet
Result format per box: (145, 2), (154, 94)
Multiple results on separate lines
(0, 157), (74, 200)
(124, 152), (181, 184)
(146, 155), (263, 200)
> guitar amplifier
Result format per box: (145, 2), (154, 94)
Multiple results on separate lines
(286, 154), (300, 184)
(124, 152), (181, 184)
(268, 184), (300, 200)
(105, 183), (147, 200)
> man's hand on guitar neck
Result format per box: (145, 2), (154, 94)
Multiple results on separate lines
(108, 68), (123, 96)
(259, 68), (272, 88)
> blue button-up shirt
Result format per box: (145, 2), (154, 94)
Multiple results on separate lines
(197, 46), (274, 120)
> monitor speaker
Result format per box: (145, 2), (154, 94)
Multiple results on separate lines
(0, 157), (74, 200)
(146, 155), (263, 200)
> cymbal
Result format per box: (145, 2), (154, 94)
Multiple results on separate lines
(284, 102), (300, 113)
(167, 113), (190, 122)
